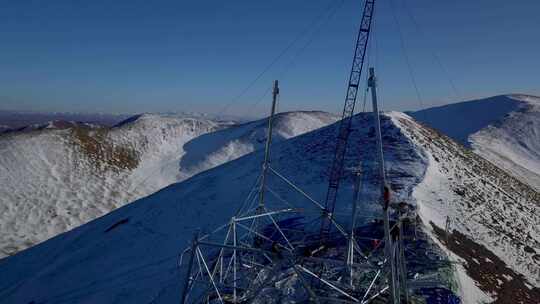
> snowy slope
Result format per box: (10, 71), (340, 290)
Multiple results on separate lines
(410, 94), (540, 191)
(0, 112), (336, 258)
(0, 114), (220, 258)
(179, 111), (339, 176)
(0, 112), (537, 303)
(394, 113), (540, 302)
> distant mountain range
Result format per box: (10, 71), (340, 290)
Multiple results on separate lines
(0, 110), (131, 133)
(0, 110), (254, 134)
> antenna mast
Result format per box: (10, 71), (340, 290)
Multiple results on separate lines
(321, 0), (375, 237)
(368, 67), (398, 303)
(258, 80), (279, 211)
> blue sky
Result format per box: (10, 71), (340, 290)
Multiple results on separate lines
(0, 0), (539, 116)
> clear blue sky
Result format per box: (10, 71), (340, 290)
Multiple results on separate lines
(0, 0), (539, 116)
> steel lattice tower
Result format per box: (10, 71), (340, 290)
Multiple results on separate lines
(178, 1), (423, 302)
(320, 0), (375, 237)
(179, 71), (414, 304)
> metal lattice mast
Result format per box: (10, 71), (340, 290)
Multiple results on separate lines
(258, 80), (279, 211)
(179, 75), (414, 302)
(368, 67), (399, 304)
(321, 0), (375, 236)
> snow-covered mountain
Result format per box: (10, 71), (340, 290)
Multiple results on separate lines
(394, 113), (540, 303)
(0, 111), (337, 258)
(180, 111), (339, 176)
(0, 112), (537, 303)
(0, 114), (220, 258)
(410, 94), (540, 191)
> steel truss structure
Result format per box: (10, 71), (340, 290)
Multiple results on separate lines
(320, 0), (375, 237)
(179, 166), (411, 303)
(180, 70), (413, 303)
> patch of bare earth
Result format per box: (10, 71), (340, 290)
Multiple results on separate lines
(72, 127), (139, 172)
(431, 223), (540, 304)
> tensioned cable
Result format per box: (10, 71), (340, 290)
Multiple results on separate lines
(235, 172), (264, 216)
(243, 86), (273, 118)
(276, 0), (347, 81)
(388, 0), (425, 112)
(399, 0), (461, 101)
(218, 0), (346, 116)
(242, 0), (347, 117)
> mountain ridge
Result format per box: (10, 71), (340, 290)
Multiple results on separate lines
(0, 112), (537, 303)
(0, 111), (337, 257)
(410, 94), (540, 191)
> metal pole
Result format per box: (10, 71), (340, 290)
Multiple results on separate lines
(293, 265), (322, 303)
(180, 230), (199, 304)
(393, 242), (400, 301)
(368, 67), (397, 303)
(368, 71), (386, 209)
(348, 169), (363, 286)
(399, 217), (410, 303)
(232, 218), (238, 301)
(216, 224), (232, 283)
(258, 80), (279, 211)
